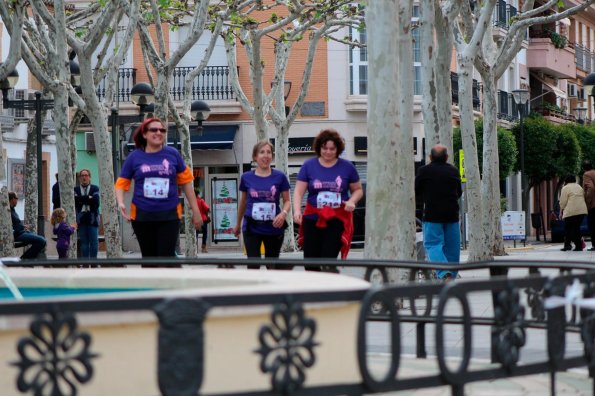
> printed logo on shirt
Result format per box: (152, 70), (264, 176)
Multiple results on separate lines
(312, 175), (343, 192)
(140, 159), (172, 176)
(248, 185), (278, 202)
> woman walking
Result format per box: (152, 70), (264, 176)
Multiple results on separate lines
(233, 141), (291, 269)
(115, 118), (203, 258)
(560, 174), (587, 251)
(293, 129), (363, 271)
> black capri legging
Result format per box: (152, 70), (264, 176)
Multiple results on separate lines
(132, 219), (180, 260)
(302, 217), (343, 272)
(243, 231), (284, 270)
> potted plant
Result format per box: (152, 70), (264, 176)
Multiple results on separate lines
(547, 29), (568, 49)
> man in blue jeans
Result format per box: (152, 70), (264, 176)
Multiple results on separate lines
(415, 144), (462, 280)
(9, 192), (46, 259)
(74, 169), (100, 258)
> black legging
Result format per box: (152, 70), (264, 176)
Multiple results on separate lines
(564, 214), (584, 250)
(132, 220), (180, 260)
(196, 223), (208, 246)
(243, 231), (284, 269)
(302, 217), (343, 272)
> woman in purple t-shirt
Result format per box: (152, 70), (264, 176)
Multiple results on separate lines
(115, 118), (203, 258)
(234, 141), (291, 269)
(293, 129), (363, 271)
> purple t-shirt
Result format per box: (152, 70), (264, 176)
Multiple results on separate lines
(297, 158), (360, 214)
(119, 146), (187, 213)
(240, 169), (290, 235)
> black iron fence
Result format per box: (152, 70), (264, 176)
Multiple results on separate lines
(171, 66), (235, 101)
(575, 44), (595, 73)
(95, 67), (136, 102)
(94, 66), (234, 102)
(497, 90), (521, 122)
(493, 0), (517, 29)
(450, 73), (481, 110)
(1, 259), (595, 395)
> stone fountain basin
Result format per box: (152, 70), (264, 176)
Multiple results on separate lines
(0, 268), (369, 395)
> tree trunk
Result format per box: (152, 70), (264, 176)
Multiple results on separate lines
(420, 0), (440, 150)
(434, 7), (454, 155)
(274, 123), (297, 252)
(24, 118), (39, 232)
(171, 112), (198, 258)
(249, 32), (268, 141)
(479, 71), (506, 256)
(0, 184), (14, 256)
(365, 0), (416, 275)
(457, 58), (487, 261)
(54, 90), (78, 258)
(79, 57), (121, 258)
(66, 110), (83, 257)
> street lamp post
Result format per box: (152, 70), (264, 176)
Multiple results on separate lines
(130, 82), (154, 116)
(191, 100), (211, 136)
(512, 89), (530, 241)
(1, 75), (47, 237)
(0, 62), (80, 237)
(574, 107), (587, 124)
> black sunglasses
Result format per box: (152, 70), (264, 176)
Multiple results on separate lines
(147, 127), (167, 133)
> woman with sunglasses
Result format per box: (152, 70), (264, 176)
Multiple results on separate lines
(115, 118), (203, 258)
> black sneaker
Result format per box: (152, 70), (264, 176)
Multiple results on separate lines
(589, 247), (595, 251)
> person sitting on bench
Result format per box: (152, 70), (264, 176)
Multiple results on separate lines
(9, 192), (46, 259)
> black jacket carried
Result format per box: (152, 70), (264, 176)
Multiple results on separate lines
(415, 161), (462, 223)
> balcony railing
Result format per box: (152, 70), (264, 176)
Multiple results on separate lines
(451, 72), (481, 110)
(95, 68), (136, 103)
(95, 66), (235, 103)
(497, 90), (520, 121)
(493, 0), (517, 29)
(171, 66), (235, 101)
(575, 44), (595, 73)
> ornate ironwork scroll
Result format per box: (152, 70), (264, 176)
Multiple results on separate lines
(492, 283), (526, 371)
(255, 297), (319, 394)
(154, 298), (209, 396)
(12, 310), (97, 396)
(525, 285), (546, 322)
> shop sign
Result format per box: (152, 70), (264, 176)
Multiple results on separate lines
(271, 138), (315, 155)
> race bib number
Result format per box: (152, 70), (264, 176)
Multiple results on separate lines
(317, 192), (341, 209)
(143, 177), (169, 199)
(252, 203), (276, 221)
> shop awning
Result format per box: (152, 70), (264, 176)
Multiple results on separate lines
(531, 74), (567, 99)
(168, 125), (237, 150)
(127, 125), (237, 151)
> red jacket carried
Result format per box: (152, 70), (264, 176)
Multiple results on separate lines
(297, 202), (354, 259)
(196, 197), (210, 222)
